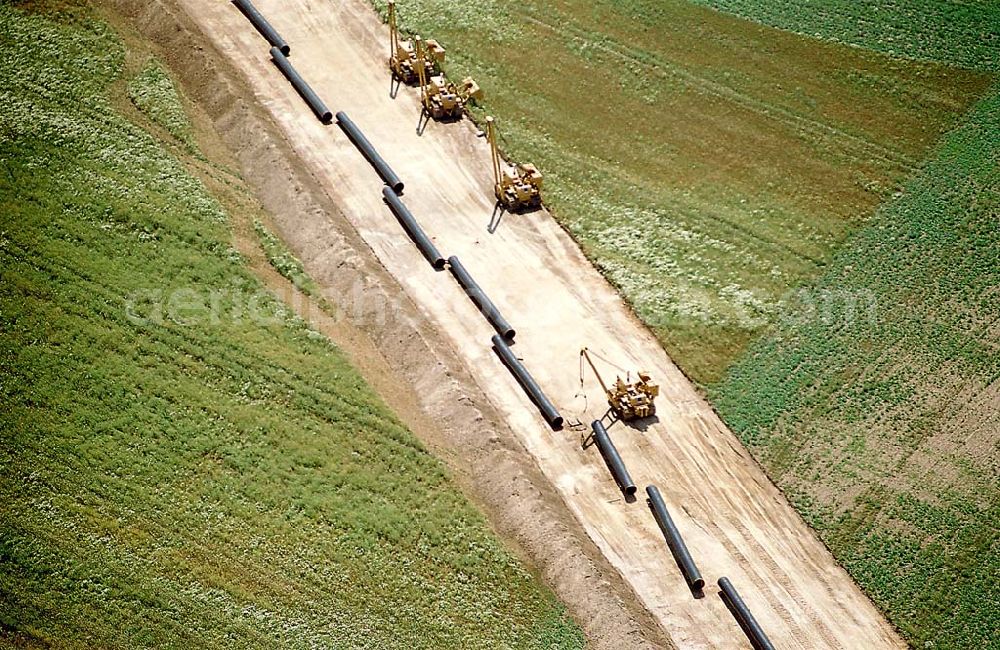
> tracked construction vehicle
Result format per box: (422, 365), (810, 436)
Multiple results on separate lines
(580, 347), (658, 421)
(387, 1), (443, 84)
(486, 116), (542, 211)
(414, 36), (482, 120)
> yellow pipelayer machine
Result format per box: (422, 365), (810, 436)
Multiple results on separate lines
(414, 36), (482, 120)
(387, 0), (442, 84)
(580, 347), (659, 421)
(486, 116), (542, 211)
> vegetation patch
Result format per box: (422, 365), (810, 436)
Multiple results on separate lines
(371, 0), (991, 383)
(0, 4), (584, 648)
(127, 59), (197, 152)
(253, 219), (322, 298)
(689, 0), (1000, 72)
(712, 86), (1000, 649)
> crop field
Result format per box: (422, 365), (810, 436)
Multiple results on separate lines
(0, 3), (583, 648)
(373, 0), (992, 385)
(712, 86), (1000, 649)
(691, 0), (1000, 72)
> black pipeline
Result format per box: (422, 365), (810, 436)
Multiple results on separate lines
(447, 256), (515, 342)
(336, 112), (404, 193)
(590, 420), (636, 497)
(270, 47), (332, 123)
(382, 186), (446, 270)
(718, 577), (775, 650)
(491, 335), (563, 429)
(233, 0), (290, 55)
(645, 485), (704, 590)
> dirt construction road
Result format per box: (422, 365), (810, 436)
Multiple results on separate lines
(169, 1), (905, 647)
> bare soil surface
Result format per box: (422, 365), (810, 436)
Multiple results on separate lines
(108, 0), (906, 647)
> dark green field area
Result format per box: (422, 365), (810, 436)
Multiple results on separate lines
(0, 4), (583, 648)
(691, 0), (1000, 72)
(377, 0), (992, 384)
(657, 2), (1000, 647)
(712, 87), (1000, 648)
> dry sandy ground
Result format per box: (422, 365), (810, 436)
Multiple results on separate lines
(124, 0), (907, 647)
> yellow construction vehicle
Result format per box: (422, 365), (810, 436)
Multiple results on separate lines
(387, 1), (443, 84)
(580, 347), (659, 421)
(485, 116), (542, 211)
(415, 36), (482, 120)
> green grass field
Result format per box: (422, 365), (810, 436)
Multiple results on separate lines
(661, 2), (1000, 647)
(0, 3), (584, 647)
(691, 0), (1000, 72)
(712, 85), (1000, 649)
(375, 0), (992, 385)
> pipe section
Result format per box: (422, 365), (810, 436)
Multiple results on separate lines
(270, 47), (332, 123)
(718, 577), (775, 650)
(233, 0), (289, 55)
(336, 111), (404, 193)
(491, 335), (563, 429)
(590, 420), (636, 497)
(645, 485), (704, 590)
(382, 186), (445, 269)
(447, 256), (515, 341)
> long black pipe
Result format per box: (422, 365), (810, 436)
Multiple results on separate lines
(336, 112), (404, 193)
(590, 420), (636, 497)
(447, 256), (515, 342)
(645, 485), (704, 590)
(233, 0), (290, 55)
(491, 335), (563, 429)
(269, 47), (332, 123)
(718, 577), (775, 650)
(381, 186), (445, 270)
